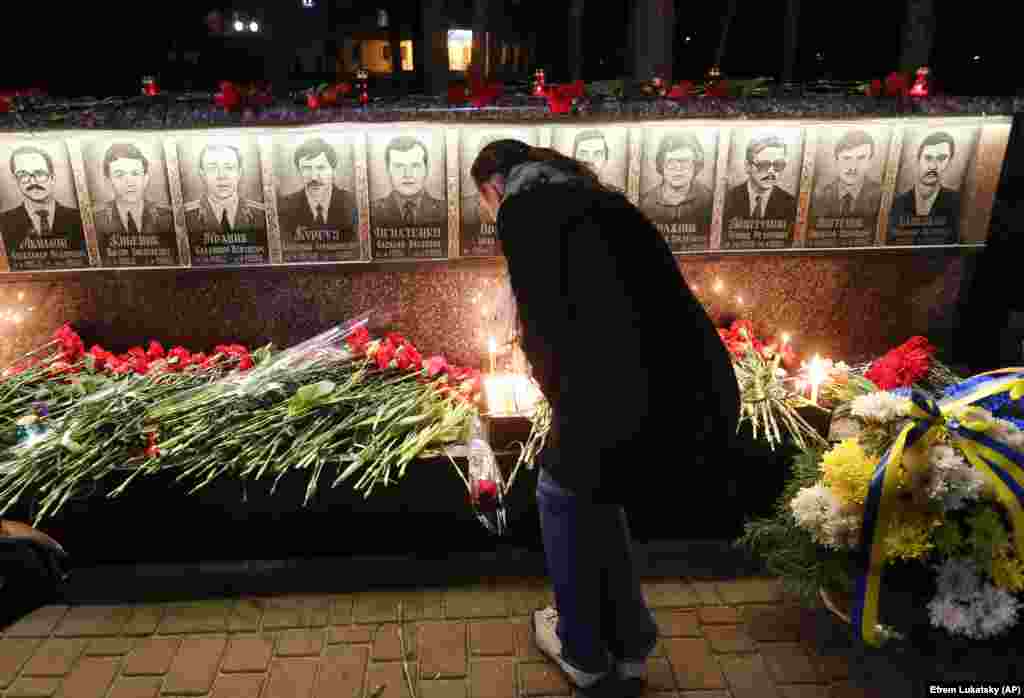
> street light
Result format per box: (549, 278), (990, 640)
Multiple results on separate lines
(249, 20), (259, 32)
(234, 19), (244, 31)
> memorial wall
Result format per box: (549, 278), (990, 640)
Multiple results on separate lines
(0, 113), (1013, 371)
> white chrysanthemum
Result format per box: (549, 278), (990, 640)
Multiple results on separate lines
(928, 595), (973, 637)
(850, 392), (911, 423)
(790, 484), (841, 541)
(820, 512), (863, 550)
(974, 585), (1020, 638)
(925, 445), (987, 511)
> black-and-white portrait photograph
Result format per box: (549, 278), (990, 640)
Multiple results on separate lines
(639, 127), (718, 252)
(368, 129), (447, 260)
(553, 126), (628, 192)
(177, 136), (269, 266)
(460, 128), (537, 257)
(806, 126), (891, 248)
(274, 133), (360, 263)
(722, 129), (804, 249)
(82, 138), (179, 267)
(888, 125), (979, 246)
(0, 140), (89, 271)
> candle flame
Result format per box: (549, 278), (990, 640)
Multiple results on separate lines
(781, 332), (791, 345)
(488, 336), (497, 354)
(808, 354), (828, 386)
(713, 279), (724, 293)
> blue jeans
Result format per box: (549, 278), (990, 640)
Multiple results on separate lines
(536, 468), (659, 674)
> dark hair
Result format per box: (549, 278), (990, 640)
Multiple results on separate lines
(199, 143), (243, 172)
(294, 137), (337, 171)
(917, 131), (956, 162)
(470, 139), (603, 191)
(746, 135), (787, 164)
(834, 130), (875, 160)
(385, 136), (429, 171)
(9, 146), (54, 177)
(103, 143), (149, 178)
(656, 132), (704, 176)
(573, 130), (607, 159)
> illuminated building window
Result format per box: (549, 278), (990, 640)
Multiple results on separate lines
(401, 40), (414, 71)
(448, 29), (473, 72)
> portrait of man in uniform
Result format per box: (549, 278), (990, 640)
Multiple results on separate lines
(889, 130), (962, 244)
(184, 143), (266, 240)
(0, 145), (86, 255)
(723, 134), (796, 222)
(93, 143), (174, 248)
(277, 136), (357, 245)
(811, 129), (883, 218)
(640, 131), (713, 223)
(371, 135), (446, 227)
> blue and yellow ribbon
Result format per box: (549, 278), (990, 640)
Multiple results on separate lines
(851, 368), (1024, 646)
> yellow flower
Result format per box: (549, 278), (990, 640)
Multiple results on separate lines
(881, 507), (942, 563)
(821, 438), (877, 507)
(991, 546), (1024, 593)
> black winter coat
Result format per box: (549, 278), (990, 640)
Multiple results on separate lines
(497, 182), (740, 504)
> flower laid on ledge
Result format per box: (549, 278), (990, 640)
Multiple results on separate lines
(0, 316), (493, 526)
(740, 354), (1024, 647)
(717, 319), (825, 451)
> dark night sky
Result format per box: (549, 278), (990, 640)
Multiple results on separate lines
(1, 1), (1012, 95)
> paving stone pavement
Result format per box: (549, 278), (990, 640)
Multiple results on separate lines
(0, 576), (1013, 698)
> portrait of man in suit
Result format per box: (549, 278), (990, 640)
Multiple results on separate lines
(93, 143), (175, 264)
(573, 129), (610, 183)
(640, 131), (713, 225)
(812, 130), (883, 218)
(890, 131), (962, 244)
(723, 134), (796, 223)
(372, 136), (445, 227)
(184, 143), (266, 243)
(0, 145), (86, 266)
(277, 137), (357, 246)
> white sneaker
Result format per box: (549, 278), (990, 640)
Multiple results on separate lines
(532, 606), (608, 689)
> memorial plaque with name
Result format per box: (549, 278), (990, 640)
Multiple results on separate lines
(81, 137), (180, 267)
(806, 126), (891, 248)
(460, 128), (538, 257)
(638, 126), (717, 251)
(0, 139), (90, 271)
(722, 127), (805, 250)
(177, 136), (270, 266)
(887, 125), (979, 246)
(368, 128), (447, 260)
(273, 132), (360, 263)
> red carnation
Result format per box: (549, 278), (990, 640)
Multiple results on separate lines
(146, 341), (165, 361)
(167, 346), (192, 371)
(89, 345), (111, 371)
(190, 352), (208, 368)
(424, 355), (448, 377)
(375, 341), (396, 370)
(469, 478), (499, 512)
(865, 335), (935, 390)
(345, 326), (371, 354)
(53, 324), (85, 363)
(386, 332), (408, 347)
(126, 346), (147, 360)
(404, 345), (423, 372)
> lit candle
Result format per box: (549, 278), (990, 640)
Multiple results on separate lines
(484, 373), (517, 415)
(807, 354), (828, 406)
(713, 278), (724, 294)
(488, 336), (497, 374)
(771, 332), (791, 373)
